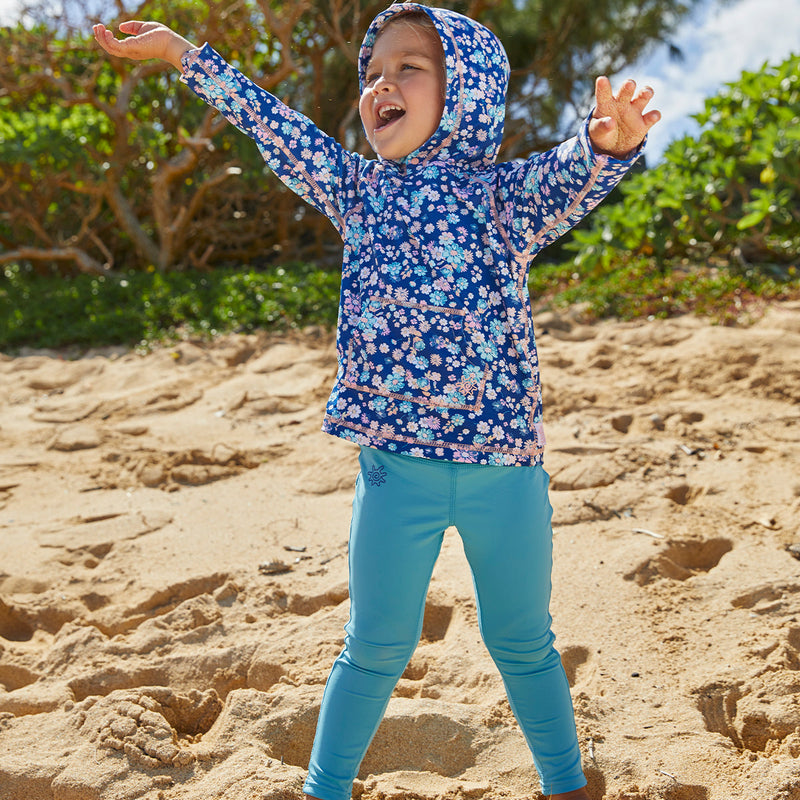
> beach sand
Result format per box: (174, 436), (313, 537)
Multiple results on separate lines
(1, 301), (799, 800)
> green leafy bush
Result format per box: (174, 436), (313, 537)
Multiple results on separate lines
(551, 52), (800, 318)
(527, 256), (792, 324)
(1, 0), (704, 274)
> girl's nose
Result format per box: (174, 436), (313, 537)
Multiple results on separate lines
(371, 75), (391, 94)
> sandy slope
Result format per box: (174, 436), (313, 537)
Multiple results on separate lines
(1, 302), (799, 800)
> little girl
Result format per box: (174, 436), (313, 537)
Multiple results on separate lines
(95, 6), (659, 799)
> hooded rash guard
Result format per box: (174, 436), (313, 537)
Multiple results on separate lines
(180, 3), (642, 468)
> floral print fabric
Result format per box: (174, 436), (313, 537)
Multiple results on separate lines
(181, 3), (642, 466)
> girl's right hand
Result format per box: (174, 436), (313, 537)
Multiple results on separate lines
(93, 21), (197, 70)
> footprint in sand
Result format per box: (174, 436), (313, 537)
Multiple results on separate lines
(730, 582), (800, 616)
(109, 379), (205, 417)
(285, 584), (349, 616)
(560, 645), (593, 689)
(360, 700), (478, 777)
(234, 683), (479, 779)
(88, 572), (229, 637)
(695, 612), (800, 757)
(66, 584), (248, 703)
(624, 537), (733, 586)
(114, 446), (264, 489)
(74, 686), (222, 768)
(683, 347), (761, 393)
(694, 672), (800, 755)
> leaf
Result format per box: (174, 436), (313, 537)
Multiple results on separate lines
(737, 210), (767, 230)
(760, 165), (777, 184)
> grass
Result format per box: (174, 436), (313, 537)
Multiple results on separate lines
(2, 257), (799, 353)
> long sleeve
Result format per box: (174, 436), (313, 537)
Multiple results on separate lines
(180, 43), (365, 238)
(498, 116), (643, 261)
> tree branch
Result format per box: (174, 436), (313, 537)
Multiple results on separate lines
(254, 0), (311, 87)
(103, 182), (162, 268)
(0, 246), (112, 276)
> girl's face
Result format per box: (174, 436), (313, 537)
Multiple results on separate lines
(359, 21), (445, 161)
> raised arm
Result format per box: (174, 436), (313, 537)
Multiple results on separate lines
(93, 21), (197, 70)
(94, 21), (365, 237)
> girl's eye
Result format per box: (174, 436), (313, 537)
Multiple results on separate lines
(365, 64), (420, 85)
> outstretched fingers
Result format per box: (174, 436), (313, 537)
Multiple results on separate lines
(641, 107), (662, 132)
(632, 83), (656, 112)
(590, 74), (661, 157)
(594, 75), (614, 110)
(596, 76), (657, 111)
(93, 23), (132, 57)
(117, 20), (148, 34)
(92, 20), (174, 63)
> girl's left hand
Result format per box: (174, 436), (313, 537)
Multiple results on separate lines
(588, 76), (661, 159)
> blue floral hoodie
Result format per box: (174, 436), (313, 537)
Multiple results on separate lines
(181, 3), (642, 466)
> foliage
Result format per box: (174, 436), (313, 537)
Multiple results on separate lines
(0, 0), (701, 274)
(0, 262), (340, 350)
(0, 0), (338, 274)
(565, 53), (800, 279)
(483, 0), (696, 156)
(7, 0), (796, 342)
(527, 257), (799, 324)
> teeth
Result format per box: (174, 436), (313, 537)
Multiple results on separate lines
(378, 104), (404, 121)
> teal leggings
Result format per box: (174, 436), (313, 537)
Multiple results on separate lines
(303, 447), (585, 799)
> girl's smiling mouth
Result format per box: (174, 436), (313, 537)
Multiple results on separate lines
(375, 103), (406, 132)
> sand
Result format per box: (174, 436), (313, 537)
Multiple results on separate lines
(1, 301), (799, 800)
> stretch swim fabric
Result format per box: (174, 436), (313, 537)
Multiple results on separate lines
(181, 3), (643, 467)
(304, 446), (585, 798)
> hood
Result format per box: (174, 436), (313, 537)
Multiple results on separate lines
(358, 3), (509, 170)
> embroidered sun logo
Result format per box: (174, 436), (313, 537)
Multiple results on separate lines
(367, 465), (387, 486)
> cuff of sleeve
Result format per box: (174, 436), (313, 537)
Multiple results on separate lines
(180, 43), (209, 78)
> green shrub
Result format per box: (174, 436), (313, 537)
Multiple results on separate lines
(0, 263), (340, 351)
(546, 52), (800, 319)
(5, 55), (800, 351)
